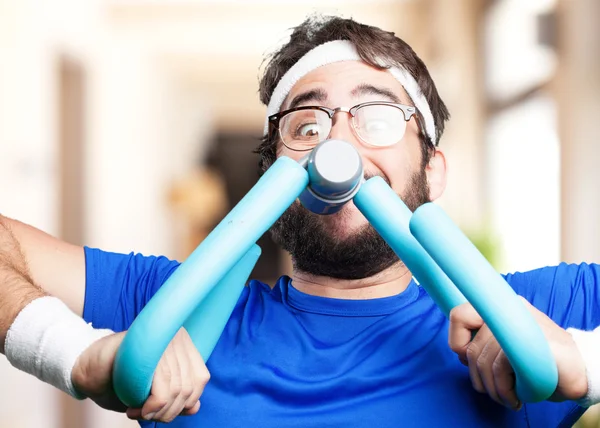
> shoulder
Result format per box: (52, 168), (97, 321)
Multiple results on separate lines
(228, 277), (286, 319)
(236, 279), (280, 310)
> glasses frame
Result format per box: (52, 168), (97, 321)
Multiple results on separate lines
(268, 101), (428, 152)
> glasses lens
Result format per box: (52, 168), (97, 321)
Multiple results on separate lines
(279, 109), (331, 150)
(353, 104), (407, 147)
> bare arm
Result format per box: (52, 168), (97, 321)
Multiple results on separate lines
(0, 217), (46, 353)
(0, 215), (86, 317)
(0, 218), (208, 423)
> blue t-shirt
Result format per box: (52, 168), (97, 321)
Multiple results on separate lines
(83, 247), (600, 427)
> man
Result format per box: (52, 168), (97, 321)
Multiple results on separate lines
(2, 15), (600, 427)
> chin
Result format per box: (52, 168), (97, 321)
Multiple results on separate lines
(320, 201), (368, 239)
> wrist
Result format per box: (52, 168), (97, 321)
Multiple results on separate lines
(567, 326), (600, 407)
(5, 296), (114, 399)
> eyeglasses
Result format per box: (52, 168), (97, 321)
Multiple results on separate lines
(268, 101), (425, 152)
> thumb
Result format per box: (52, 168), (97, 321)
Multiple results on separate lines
(73, 331), (127, 397)
(448, 303), (484, 360)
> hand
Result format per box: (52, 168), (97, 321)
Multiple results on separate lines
(448, 298), (588, 410)
(72, 327), (210, 423)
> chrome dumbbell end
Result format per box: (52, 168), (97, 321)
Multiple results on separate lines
(298, 139), (364, 215)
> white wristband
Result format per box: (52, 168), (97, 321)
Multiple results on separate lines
(567, 326), (600, 407)
(4, 296), (114, 399)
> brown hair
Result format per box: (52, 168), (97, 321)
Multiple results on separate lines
(255, 15), (450, 172)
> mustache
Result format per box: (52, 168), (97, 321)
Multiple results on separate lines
(363, 171), (391, 186)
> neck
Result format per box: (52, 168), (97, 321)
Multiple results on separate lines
(291, 262), (413, 300)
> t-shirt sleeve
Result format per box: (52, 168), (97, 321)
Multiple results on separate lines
(82, 246), (181, 332)
(504, 262), (600, 331)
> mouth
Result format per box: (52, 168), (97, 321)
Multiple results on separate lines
(363, 171), (390, 186)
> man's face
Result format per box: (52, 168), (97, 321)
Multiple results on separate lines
(269, 60), (432, 279)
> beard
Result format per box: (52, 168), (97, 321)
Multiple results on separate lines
(269, 168), (431, 280)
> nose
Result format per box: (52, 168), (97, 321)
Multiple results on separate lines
(325, 111), (380, 180)
(327, 111), (373, 163)
(328, 111), (356, 143)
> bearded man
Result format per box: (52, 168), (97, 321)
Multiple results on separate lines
(1, 15), (599, 428)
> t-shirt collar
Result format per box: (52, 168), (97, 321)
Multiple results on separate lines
(276, 276), (419, 317)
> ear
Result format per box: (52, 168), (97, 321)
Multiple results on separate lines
(426, 149), (447, 201)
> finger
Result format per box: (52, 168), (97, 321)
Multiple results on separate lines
(181, 400), (201, 416)
(183, 375), (206, 412)
(126, 408), (143, 420)
(466, 324), (493, 394)
(492, 351), (521, 410)
(172, 327), (210, 412)
(449, 303), (485, 361)
(154, 336), (192, 423)
(157, 391), (188, 423)
(175, 329), (200, 413)
(477, 336), (503, 405)
(141, 341), (181, 421)
(184, 344), (210, 411)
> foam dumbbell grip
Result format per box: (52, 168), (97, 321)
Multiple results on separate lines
(353, 177), (467, 316)
(184, 244), (261, 360)
(112, 156), (309, 408)
(409, 202), (558, 402)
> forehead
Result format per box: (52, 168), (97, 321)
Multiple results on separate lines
(283, 60), (412, 109)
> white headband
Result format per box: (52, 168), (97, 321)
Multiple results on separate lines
(264, 40), (437, 145)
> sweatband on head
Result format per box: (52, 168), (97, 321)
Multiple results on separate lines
(264, 39), (437, 145)
(4, 296), (114, 399)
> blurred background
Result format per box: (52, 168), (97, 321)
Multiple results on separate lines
(1, 0), (599, 426)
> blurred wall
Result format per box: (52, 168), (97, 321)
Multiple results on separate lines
(1, 0), (598, 427)
(557, 0), (600, 264)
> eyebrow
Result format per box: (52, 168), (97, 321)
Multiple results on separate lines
(350, 84), (402, 103)
(287, 88), (328, 110)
